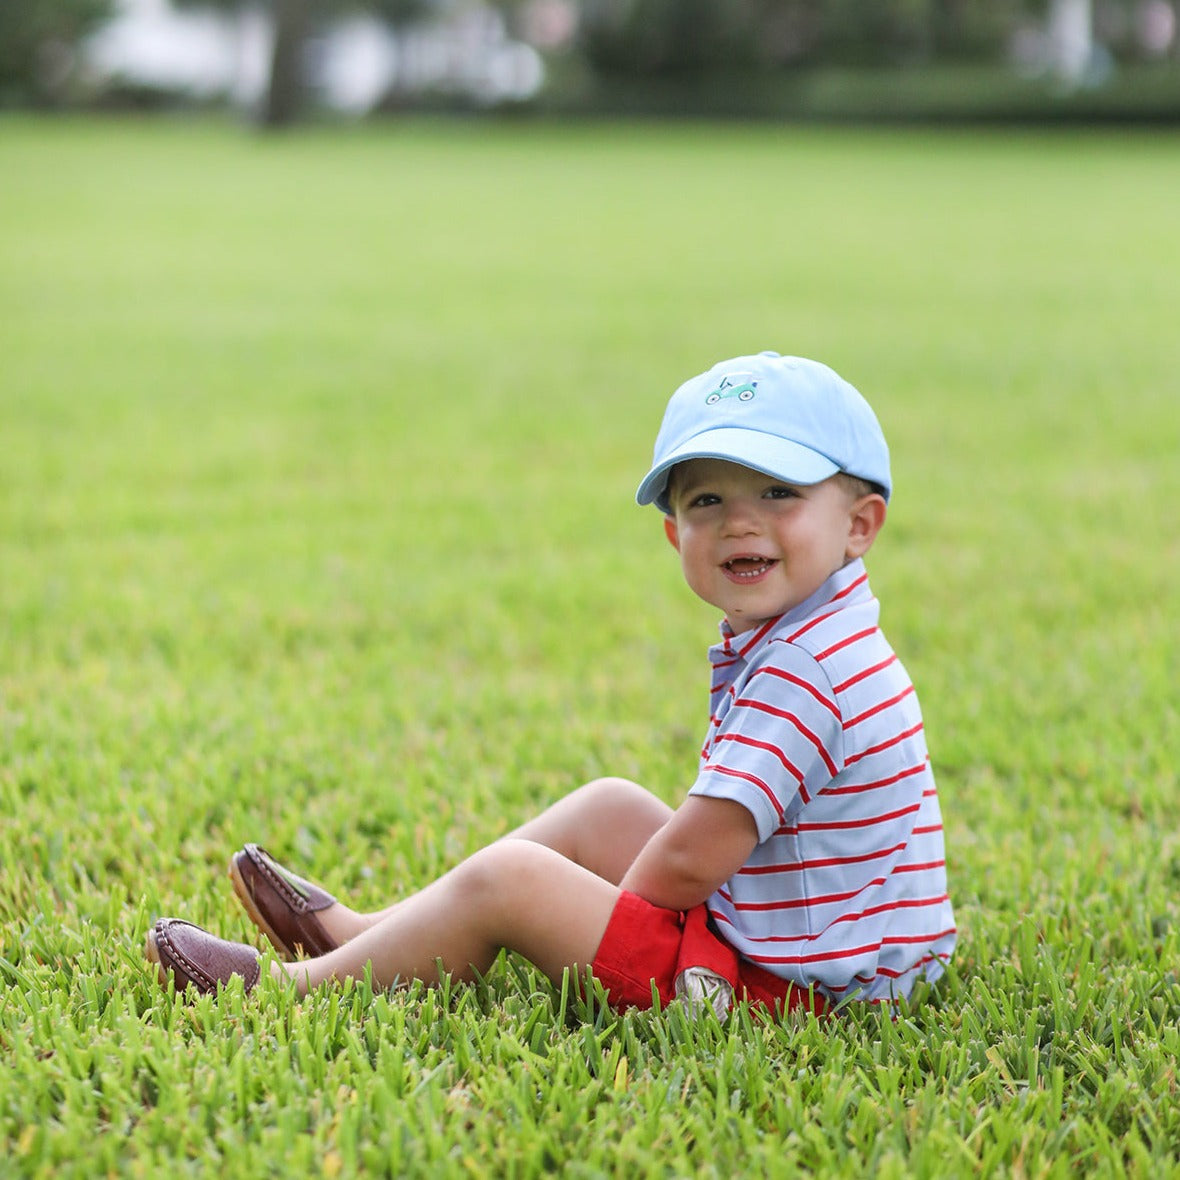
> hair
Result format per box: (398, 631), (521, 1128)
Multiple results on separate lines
(662, 464), (688, 512)
(837, 472), (888, 501)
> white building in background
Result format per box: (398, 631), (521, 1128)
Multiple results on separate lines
(84, 0), (549, 113)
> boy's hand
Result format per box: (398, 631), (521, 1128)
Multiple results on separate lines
(618, 796), (758, 911)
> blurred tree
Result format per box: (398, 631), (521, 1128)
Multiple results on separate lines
(927, 0), (1032, 60)
(577, 0), (1035, 75)
(785, 0), (1034, 66)
(0, 0), (113, 105)
(578, 0), (763, 75)
(175, 0), (430, 126)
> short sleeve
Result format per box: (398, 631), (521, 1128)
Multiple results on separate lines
(689, 641), (845, 842)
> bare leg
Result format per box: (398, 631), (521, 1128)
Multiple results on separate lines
(277, 839), (621, 996)
(505, 776), (673, 882)
(314, 777), (672, 947)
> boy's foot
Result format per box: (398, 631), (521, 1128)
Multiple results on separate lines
(228, 844), (340, 960)
(145, 918), (261, 995)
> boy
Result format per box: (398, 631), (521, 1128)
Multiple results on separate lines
(147, 352), (955, 1014)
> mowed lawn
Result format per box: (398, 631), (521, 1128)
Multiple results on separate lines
(1, 115), (1178, 1176)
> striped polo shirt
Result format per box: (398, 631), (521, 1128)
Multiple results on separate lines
(690, 558), (956, 1005)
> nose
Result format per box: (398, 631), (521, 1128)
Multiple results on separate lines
(721, 496), (761, 537)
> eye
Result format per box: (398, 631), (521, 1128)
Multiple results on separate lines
(764, 485), (799, 500)
(687, 492), (721, 509)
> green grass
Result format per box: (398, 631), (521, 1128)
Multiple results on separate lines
(2, 114), (1179, 1176)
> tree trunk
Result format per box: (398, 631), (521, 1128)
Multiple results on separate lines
(262, 0), (310, 127)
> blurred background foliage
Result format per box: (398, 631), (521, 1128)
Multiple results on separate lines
(2, 0), (1178, 121)
(579, 0), (1024, 73)
(0, 0), (112, 105)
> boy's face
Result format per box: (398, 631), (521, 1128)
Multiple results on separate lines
(664, 458), (885, 634)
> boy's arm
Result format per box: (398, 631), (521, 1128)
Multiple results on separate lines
(617, 796), (759, 912)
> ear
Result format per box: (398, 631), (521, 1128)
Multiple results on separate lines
(663, 515), (681, 552)
(845, 494), (887, 560)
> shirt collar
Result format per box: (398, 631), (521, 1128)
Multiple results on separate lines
(710, 558), (871, 667)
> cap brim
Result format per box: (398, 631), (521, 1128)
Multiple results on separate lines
(635, 427), (840, 510)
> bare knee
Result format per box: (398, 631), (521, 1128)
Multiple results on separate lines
(561, 778), (672, 883)
(581, 777), (667, 817)
(447, 841), (554, 921)
(504, 776), (672, 884)
(586, 778), (674, 834)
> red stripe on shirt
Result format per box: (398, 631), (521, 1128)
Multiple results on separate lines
(777, 574), (867, 645)
(822, 761), (927, 797)
(712, 732), (810, 804)
(784, 576), (867, 645)
(738, 842), (908, 875)
(887, 929), (958, 948)
(786, 608), (841, 643)
(815, 626), (879, 662)
(796, 801), (922, 832)
(751, 662), (841, 719)
(874, 950), (954, 980)
(726, 891), (948, 931)
(742, 922), (954, 968)
(835, 895), (951, 924)
(710, 910), (953, 971)
(827, 571), (868, 604)
(833, 654), (898, 694)
(703, 763), (783, 821)
(844, 721), (924, 766)
(882, 927), (957, 948)
(737, 616), (782, 657)
(725, 879), (888, 912)
(745, 941), (885, 967)
(732, 697), (840, 778)
(843, 684), (916, 730)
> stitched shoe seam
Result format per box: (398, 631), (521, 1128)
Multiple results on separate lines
(252, 850), (313, 914)
(159, 925), (219, 992)
(250, 848), (333, 915)
(159, 924), (259, 992)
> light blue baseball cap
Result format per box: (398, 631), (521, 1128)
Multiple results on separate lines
(636, 351), (891, 513)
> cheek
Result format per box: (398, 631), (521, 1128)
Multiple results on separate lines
(674, 530), (710, 576)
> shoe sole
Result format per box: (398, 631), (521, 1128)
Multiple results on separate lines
(228, 853), (298, 961)
(144, 929), (170, 988)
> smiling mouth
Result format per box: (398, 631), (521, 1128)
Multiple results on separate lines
(722, 556), (779, 582)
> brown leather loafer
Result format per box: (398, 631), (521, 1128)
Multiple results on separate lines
(146, 918), (261, 995)
(228, 844), (339, 960)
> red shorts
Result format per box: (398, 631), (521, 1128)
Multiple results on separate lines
(590, 890), (827, 1017)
